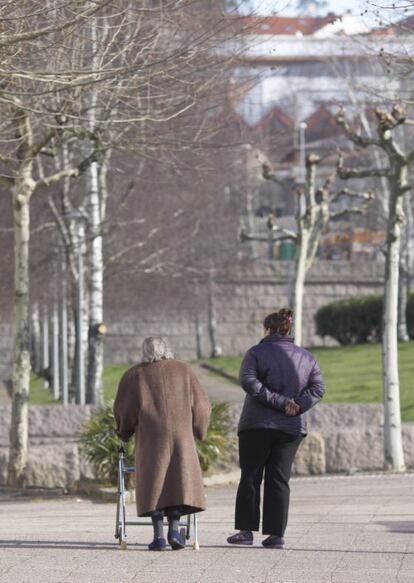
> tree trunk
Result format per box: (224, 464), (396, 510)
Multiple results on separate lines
(398, 196), (411, 342)
(42, 304), (50, 388)
(67, 305), (76, 402)
(7, 175), (34, 486)
(292, 229), (309, 347)
(30, 302), (41, 374)
(86, 160), (104, 405)
(86, 13), (104, 405)
(382, 180), (406, 471)
(207, 273), (222, 358)
(195, 314), (203, 359)
(74, 221), (88, 405)
(398, 250), (409, 342)
(51, 300), (60, 400)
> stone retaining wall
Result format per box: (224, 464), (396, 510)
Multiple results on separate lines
(1, 402), (413, 489)
(0, 405), (94, 489)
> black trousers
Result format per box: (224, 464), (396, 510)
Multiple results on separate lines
(235, 428), (303, 536)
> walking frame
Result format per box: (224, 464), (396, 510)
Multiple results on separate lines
(114, 443), (200, 550)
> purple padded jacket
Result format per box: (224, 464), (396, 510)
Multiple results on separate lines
(238, 334), (325, 436)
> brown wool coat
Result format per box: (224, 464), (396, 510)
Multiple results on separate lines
(113, 359), (211, 517)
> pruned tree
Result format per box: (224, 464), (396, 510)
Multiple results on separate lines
(336, 103), (413, 471)
(241, 154), (373, 346)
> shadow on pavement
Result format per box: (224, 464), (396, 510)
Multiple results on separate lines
(201, 544), (414, 555)
(0, 540), (148, 551)
(377, 521), (414, 533)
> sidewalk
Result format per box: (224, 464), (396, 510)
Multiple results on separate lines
(192, 363), (243, 405)
(1, 473), (413, 583)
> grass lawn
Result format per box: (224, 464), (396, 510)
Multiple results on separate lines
(206, 341), (414, 422)
(29, 364), (129, 405)
(29, 342), (414, 421)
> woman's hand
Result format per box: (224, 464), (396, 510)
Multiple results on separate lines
(285, 399), (300, 416)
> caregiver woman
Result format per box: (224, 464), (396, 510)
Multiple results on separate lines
(114, 336), (211, 551)
(227, 309), (325, 549)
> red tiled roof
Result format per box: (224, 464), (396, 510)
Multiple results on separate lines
(232, 15), (339, 36)
(254, 107), (293, 131)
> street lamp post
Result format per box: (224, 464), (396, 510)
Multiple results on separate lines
(299, 121), (307, 182)
(298, 122), (307, 219)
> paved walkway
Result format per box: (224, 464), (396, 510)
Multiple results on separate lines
(192, 364), (243, 405)
(1, 473), (414, 582)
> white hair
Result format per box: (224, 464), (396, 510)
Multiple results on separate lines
(142, 336), (174, 363)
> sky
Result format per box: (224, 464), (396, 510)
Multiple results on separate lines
(248, 0), (363, 15)
(243, 0), (411, 27)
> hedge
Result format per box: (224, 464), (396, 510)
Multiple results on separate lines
(315, 293), (414, 345)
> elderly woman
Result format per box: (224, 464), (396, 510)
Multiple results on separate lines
(227, 309), (325, 549)
(114, 336), (211, 551)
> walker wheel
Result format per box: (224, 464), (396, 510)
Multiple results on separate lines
(119, 540), (127, 551)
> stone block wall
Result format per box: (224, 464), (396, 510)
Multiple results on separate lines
(0, 405), (94, 489)
(103, 260), (384, 365)
(0, 260), (385, 376)
(231, 403), (414, 477)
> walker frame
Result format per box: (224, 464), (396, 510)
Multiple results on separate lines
(114, 443), (200, 550)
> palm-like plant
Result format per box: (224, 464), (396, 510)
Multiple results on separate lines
(79, 405), (134, 485)
(79, 401), (232, 485)
(196, 402), (233, 472)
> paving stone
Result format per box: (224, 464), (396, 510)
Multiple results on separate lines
(1, 473), (414, 582)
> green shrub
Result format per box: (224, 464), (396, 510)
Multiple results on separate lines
(196, 401), (233, 472)
(79, 401), (232, 485)
(315, 293), (414, 345)
(79, 405), (134, 485)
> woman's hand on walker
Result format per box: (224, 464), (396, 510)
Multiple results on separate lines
(285, 399), (300, 416)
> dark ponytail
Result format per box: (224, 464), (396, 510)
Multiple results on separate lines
(263, 309), (294, 336)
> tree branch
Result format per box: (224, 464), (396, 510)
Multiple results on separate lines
(240, 225), (297, 243)
(332, 188), (375, 202)
(38, 151), (99, 188)
(336, 150), (390, 180)
(0, 0), (114, 49)
(29, 130), (56, 159)
(335, 106), (381, 147)
(262, 162), (295, 190)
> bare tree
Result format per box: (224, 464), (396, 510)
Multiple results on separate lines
(241, 154), (373, 346)
(336, 103), (414, 471)
(1, 0), (243, 486)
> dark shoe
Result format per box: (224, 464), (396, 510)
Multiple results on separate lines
(262, 536), (285, 549)
(168, 530), (186, 550)
(227, 531), (253, 546)
(148, 537), (167, 551)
